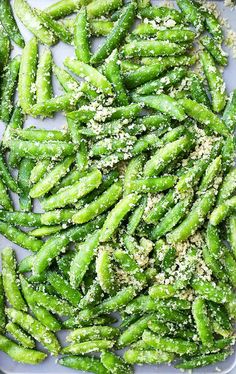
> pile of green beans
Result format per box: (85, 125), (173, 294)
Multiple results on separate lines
(0, 0), (236, 372)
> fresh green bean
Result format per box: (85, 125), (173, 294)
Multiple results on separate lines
(0, 275), (6, 333)
(91, 2), (136, 64)
(122, 40), (187, 58)
(192, 297), (213, 346)
(44, 0), (92, 19)
(47, 271), (81, 306)
(201, 35), (228, 66)
(69, 230), (100, 288)
(210, 196), (236, 225)
(35, 48), (53, 103)
(0, 334), (46, 364)
(0, 211), (42, 227)
(74, 8), (91, 63)
(29, 226), (62, 237)
(124, 348), (174, 365)
(176, 0), (204, 31)
(32, 215), (105, 275)
(6, 322), (35, 349)
(6, 308), (60, 355)
(0, 55), (21, 123)
(30, 93), (80, 117)
(0, 0), (24, 47)
(202, 10), (223, 42)
(1, 247), (27, 311)
(176, 350), (233, 369)
(100, 193), (141, 242)
(101, 351), (133, 374)
(0, 151), (19, 193)
(217, 167), (236, 204)
(139, 6), (183, 23)
(200, 50), (227, 113)
(30, 156), (74, 198)
(0, 223), (43, 251)
(192, 278), (234, 304)
(198, 156), (222, 193)
(179, 98), (229, 136)
(64, 57), (113, 95)
(62, 339), (114, 354)
(36, 10), (72, 44)
(14, 0), (56, 45)
(189, 73), (211, 107)
(228, 214), (236, 257)
(0, 181), (13, 211)
(17, 37), (38, 114)
(59, 355), (109, 374)
(18, 158), (35, 211)
(103, 49), (129, 106)
(87, 0), (122, 19)
(167, 189), (216, 243)
(223, 89), (236, 132)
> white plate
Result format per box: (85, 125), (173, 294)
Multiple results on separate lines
(0, 1), (236, 373)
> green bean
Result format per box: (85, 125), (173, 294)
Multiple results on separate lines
(223, 89), (236, 132)
(134, 26), (195, 43)
(74, 8), (91, 63)
(0, 334), (47, 364)
(144, 190), (175, 225)
(0, 275), (6, 332)
(208, 301), (233, 338)
(167, 189), (215, 243)
(35, 48), (53, 103)
(14, 0), (56, 45)
(151, 195), (192, 240)
(210, 196), (236, 225)
(120, 60), (140, 73)
(29, 226), (62, 237)
(47, 271), (81, 306)
(3, 107), (24, 168)
(101, 351), (132, 374)
(1, 247), (27, 311)
(162, 246), (177, 274)
(53, 64), (81, 92)
(192, 278), (234, 304)
(90, 20), (114, 36)
(0, 151), (19, 193)
(0, 211), (42, 227)
(228, 215), (236, 257)
(122, 40), (187, 58)
(91, 2), (136, 65)
(17, 37), (38, 114)
(72, 181), (122, 224)
(201, 35), (228, 66)
(176, 350), (233, 370)
(7, 139), (76, 160)
(103, 49), (129, 106)
(128, 113), (170, 136)
(124, 348), (174, 365)
(203, 245), (226, 282)
(127, 196), (147, 235)
(44, 0), (92, 19)
(69, 230), (100, 288)
(67, 325), (118, 343)
(36, 10), (72, 44)
(52, 168), (87, 194)
(80, 286), (137, 323)
(78, 280), (102, 309)
(30, 93), (80, 117)
(0, 55), (21, 123)
(217, 168), (236, 204)
(118, 314), (153, 347)
(6, 322), (35, 349)
(100, 193), (141, 242)
(32, 215), (105, 276)
(135, 66), (188, 96)
(87, 0), (122, 19)
(189, 73), (211, 107)
(20, 276), (75, 317)
(63, 339), (115, 354)
(179, 98), (229, 136)
(198, 156), (222, 193)
(202, 10), (223, 42)
(127, 176), (177, 194)
(63, 314), (117, 329)
(0, 0), (24, 47)
(96, 247), (117, 295)
(143, 134), (193, 177)
(30, 156), (74, 198)
(15, 128), (69, 142)
(6, 308), (60, 355)
(139, 6), (183, 23)
(221, 136), (235, 173)
(20, 276), (62, 332)
(41, 209), (76, 226)
(200, 50), (227, 113)
(176, 0), (204, 31)
(41, 168), (102, 211)
(134, 94), (187, 121)
(0, 223), (43, 251)
(64, 57), (113, 95)
(59, 355), (109, 374)
(192, 297), (213, 346)
(18, 158), (35, 211)
(143, 330), (198, 355)
(222, 247), (236, 288)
